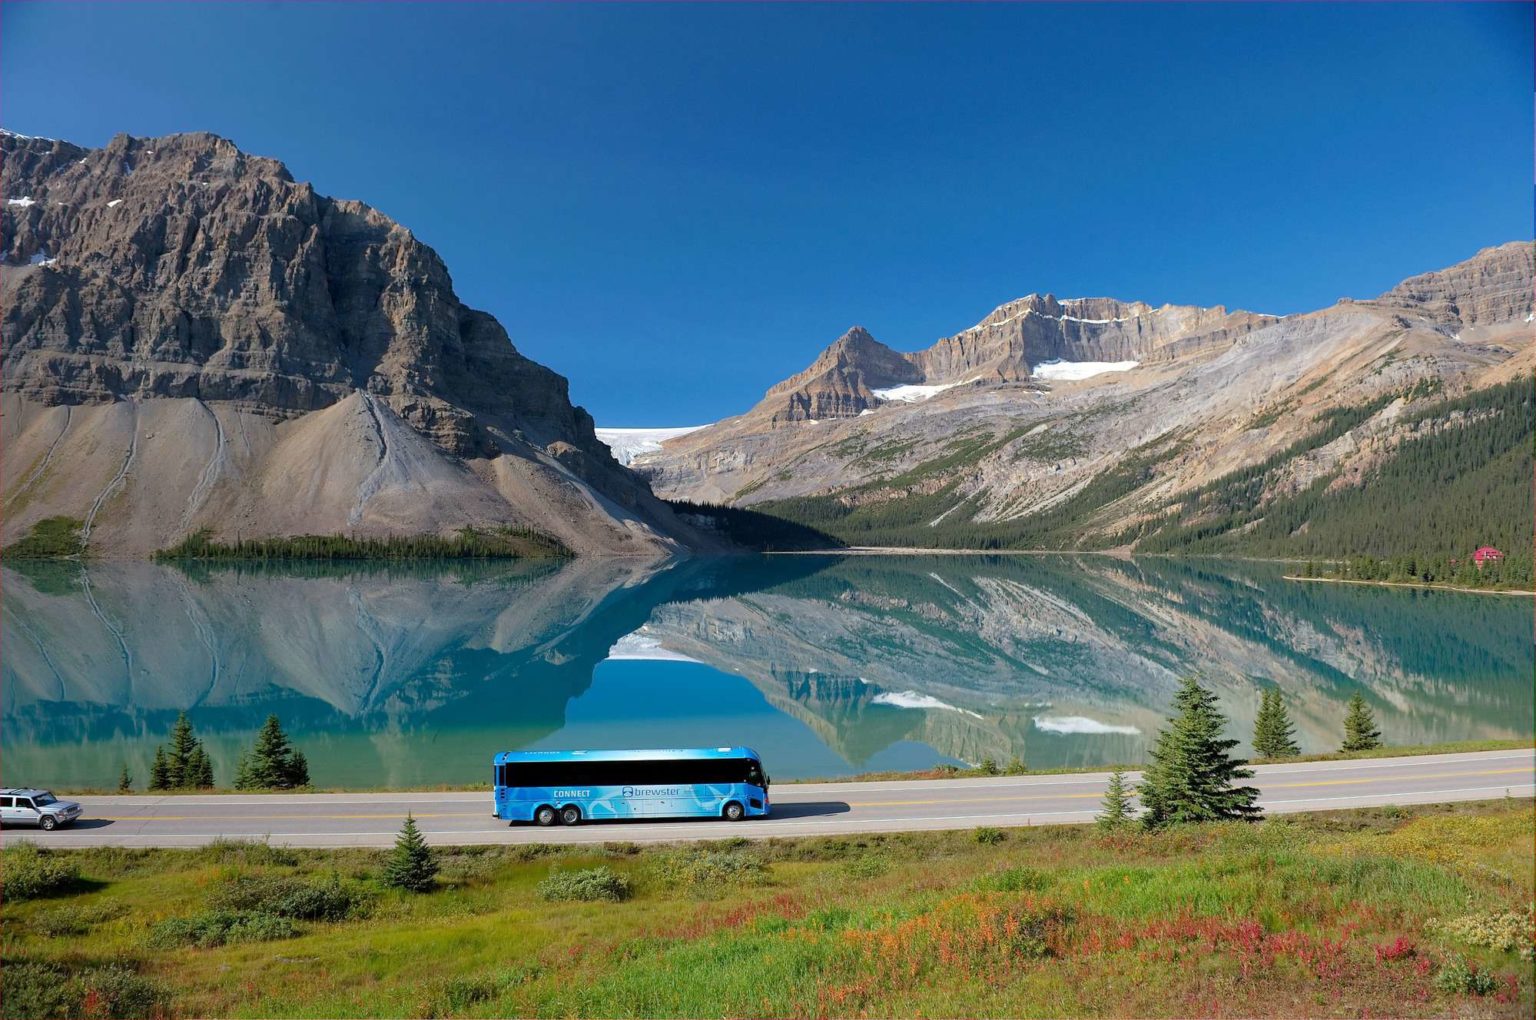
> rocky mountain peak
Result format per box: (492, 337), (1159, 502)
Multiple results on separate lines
(1, 130), (705, 557)
(1372, 240), (1533, 326)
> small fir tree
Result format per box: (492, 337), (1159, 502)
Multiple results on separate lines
(149, 747), (169, 791)
(117, 765), (133, 793)
(1004, 755), (1027, 776)
(187, 745), (215, 789)
(1252, 689), (1301, 759)
(1097, 768), (1134, 830)
(1341, 693), (1383, 752)
(164, 711), (200, 788)
(1139, 676), (1262, 829)
(235, 715), (311, 790)
(383, 814), (438, 893)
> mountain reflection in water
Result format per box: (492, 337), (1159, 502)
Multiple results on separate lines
(3, 554), (1529, 789)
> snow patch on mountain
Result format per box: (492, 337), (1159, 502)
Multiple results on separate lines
(595, 425), (707, 465)
(872, 381), (962, 403)
(1032, 359), (1139, 381)
(606, 630), (704, 664)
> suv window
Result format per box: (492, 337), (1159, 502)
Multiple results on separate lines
(15, 799), (33, 810)
(0, 797), (11, 807)
(33, 793), (56, 806)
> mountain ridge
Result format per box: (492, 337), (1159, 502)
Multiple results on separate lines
(1, 129), (712, 558)
(632, 241), (1533, 562)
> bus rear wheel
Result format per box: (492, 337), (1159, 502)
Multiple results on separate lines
(560, 805), (582, 826)
(722, 801), (745, 822)
(534, 805), (557, 827)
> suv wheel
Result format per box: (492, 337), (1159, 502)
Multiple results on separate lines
(39, 815), (57, 831)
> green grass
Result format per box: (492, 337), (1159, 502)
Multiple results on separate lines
(153, 527), (570, 562)
(1, 516), (86, 559)
(4, 801), (1532, 1018)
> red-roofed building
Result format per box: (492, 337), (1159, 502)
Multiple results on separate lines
(1472, 546), (1504, 568)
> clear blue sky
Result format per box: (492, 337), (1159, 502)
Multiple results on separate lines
(2, 2), (1529, 425)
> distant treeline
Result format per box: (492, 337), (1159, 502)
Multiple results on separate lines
(1298, 555), (1532, 591)
(750, 378), (1534, 582)
(666, 500), (844, 552)
(154, 527), (571, 562)
(1, 517), (86, 560)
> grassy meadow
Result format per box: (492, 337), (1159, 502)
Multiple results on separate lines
(3, 801), (1533, 1018)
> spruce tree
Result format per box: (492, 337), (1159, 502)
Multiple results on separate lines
(117, 765), (133, 793)
(383, 814), (438, 893)
(1139, 676), (1262, 829)
(164, 712), (200, 788)
(149, 747), (169, 791)
(186, 745), (215, 789)
(1097, 768), (1134, 830)
(1252, 689), (1300, 759)
(1341, 693), (1383, 752)
(234, 715), (311, 790)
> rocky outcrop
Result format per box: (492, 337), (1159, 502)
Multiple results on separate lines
(1371, 241), (1533, 326)
(0, 130), (709, 557)
(755, 327), (921, 424)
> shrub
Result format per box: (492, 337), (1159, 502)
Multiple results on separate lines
(973, 826), (1005, 845)
(841, 855), (890, 879)
(536, 866), (631, 903)
(30, 902), (126, 937)
(974, 866), (1050, 893)
(148, 909), (297, 948)
(0, 844), (81, 901)
(976, 757), (1001, 776)
(1433, 955), (1497, 996)
(1428, 911), (1536, 961)
(196, 838), (299, 868)
(0, 960), (173, 1020)
(207, 872), (368, 920)
(652, 844), (768, 889)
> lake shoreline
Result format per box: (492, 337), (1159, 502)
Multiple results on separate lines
(1283, 574), (1535, 596)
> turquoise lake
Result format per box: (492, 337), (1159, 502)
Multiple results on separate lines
(2, 555), (1530, 789)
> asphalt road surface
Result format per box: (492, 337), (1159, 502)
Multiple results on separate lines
(15, 750), (1532, 849)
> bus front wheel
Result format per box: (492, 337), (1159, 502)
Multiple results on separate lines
(534, 805), (557, 827)
(722, 801), (745, 822)
(560, 805), (582, 826)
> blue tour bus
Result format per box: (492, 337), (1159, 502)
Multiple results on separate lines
(492, 747), (770, 825)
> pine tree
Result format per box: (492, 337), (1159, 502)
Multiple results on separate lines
(117, 765), (133, 793)
(164, 712), (200, 788)
(383, 814), (438, 893)
(1097, 768), (1134, 830)
(182, 745), (212, 789)
(1341, 693), (1383, 752)
(1252, 689), (1300, 759)
(1139, 675), (1262, 829)
(149, 747), (169, 791)
(234, 715), (310, 790)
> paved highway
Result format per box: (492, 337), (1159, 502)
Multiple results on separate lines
(16, 750), (1532, 848)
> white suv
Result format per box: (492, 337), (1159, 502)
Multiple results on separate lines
(0, 789), (83, 830)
